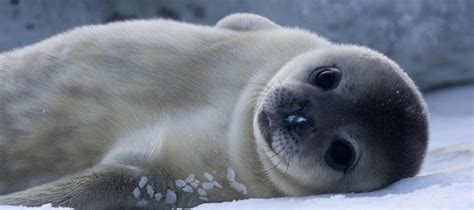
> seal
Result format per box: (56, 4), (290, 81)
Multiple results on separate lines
(0, 13), (429, 209)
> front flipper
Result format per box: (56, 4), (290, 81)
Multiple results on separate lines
(0, 164), (199, 209)
(216, 13), (280, 31)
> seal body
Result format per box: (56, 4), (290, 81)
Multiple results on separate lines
(0, 14), (428, 209)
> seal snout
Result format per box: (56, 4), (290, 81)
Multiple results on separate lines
(257, 106), (308, 146)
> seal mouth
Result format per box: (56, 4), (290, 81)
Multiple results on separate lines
(257, 110), (272, 146)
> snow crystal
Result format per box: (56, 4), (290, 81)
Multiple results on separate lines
(135, 200), (148, 208)
(204, 172), (214, 181)
(175, 179), (186, 187)
(133, 187), (141, 199)
(154, 192), (163, 201)
(199, 196), (209, 201)
(138, 176), (148, 189)
(202, 182), (214, 190)
(198, 188), (208, 196)
(190, 181), (199, 188)
(226, 168), (235, 182)
(185, 174), (195, 183)
(212, 181), (223, 188)
(226, 167), (247, 194)
(146, 184), (155, 198)
(165, 190), (177, 204)
(182, 185), (194, 193)
(230, 181), (247, 195)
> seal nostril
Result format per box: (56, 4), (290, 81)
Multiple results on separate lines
(325, 139), (355, 172)
(308, 67), (342, 90)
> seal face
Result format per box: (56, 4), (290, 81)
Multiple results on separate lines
(253, 45), (429, 195)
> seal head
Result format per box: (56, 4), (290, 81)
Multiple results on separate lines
(253, 45), (429, 196)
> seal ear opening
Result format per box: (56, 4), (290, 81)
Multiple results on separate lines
(216, 13), (281, 31)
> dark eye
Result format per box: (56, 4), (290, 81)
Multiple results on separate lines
(308, 67), (342, 90)
(325, 139), (355, 172)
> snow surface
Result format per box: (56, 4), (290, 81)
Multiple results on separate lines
(0, 204), (71, 210)
(1, 85), (473, 210)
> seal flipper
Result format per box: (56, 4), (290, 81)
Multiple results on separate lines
(0, 165), (191, 209)
(216, 13), (280, 31)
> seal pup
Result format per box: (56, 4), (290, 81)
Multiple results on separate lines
(0, 13), (429, 209)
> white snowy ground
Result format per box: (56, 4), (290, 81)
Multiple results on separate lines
(1, 85), (473, 210)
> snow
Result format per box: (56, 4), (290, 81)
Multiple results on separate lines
(146, 184), (155, 198)
(182, 185), (194, 193)
(0, 204), (71, 210)
(204, 172), (214, 181)
(132, 187), (141, 199)
(164, 190), (177, 204)
(198, 188), (208, 196)
(175, 179), (186, 187)
(1, 85), (473, 209)
(153, 192), (163, 202)
(138, 176), (148, 189)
